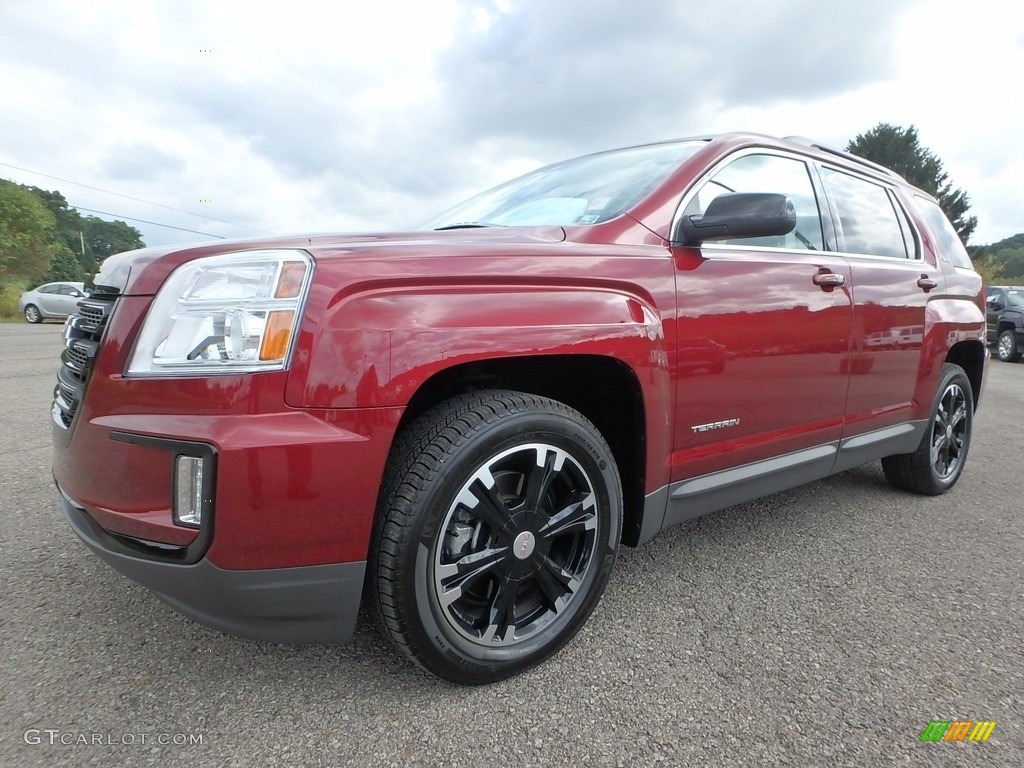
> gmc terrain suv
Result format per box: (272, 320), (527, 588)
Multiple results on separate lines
(53, 133), (987, 684)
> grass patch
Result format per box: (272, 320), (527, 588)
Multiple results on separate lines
(0, 281), (28, 320)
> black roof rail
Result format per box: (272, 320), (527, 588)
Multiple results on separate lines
(783, 135), (905, 181)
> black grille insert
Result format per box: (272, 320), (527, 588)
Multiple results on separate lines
(53, 296), (116, 430)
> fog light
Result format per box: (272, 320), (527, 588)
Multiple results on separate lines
(174, 455), (205, 527)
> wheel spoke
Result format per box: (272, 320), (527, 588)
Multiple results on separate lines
(436, 546), (508, 608)
(523, 447), (561, 510)
(538, 493), (597, 541)
(482, 580), (519, 643)
(533, 556), (578, 612)
(949, 402), (967, 430)
(460, 476), (512, 534)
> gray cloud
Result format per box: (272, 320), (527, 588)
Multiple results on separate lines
(103, 141), (186, 181)
(436, 0), (921, 152)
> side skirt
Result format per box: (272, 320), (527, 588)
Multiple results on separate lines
(639, 421), (928, 537)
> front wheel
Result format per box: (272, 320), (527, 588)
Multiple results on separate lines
(996, 329), (1021, 362)
(882, 363), (974, 495)
(370, 390), (622, 684)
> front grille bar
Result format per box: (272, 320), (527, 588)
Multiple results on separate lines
(52, 296), (116, 430)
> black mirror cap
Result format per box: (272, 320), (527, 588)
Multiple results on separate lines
(674, 192), (797, 246)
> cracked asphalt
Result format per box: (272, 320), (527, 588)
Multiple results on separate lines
(1, 322), (1021, 767)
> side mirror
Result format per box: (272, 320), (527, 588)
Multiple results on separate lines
(674, 192), (796, 247)
(71, 290), (83, 297)
(987, 300), (1003, 311)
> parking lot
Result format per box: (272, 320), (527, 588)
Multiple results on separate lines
(1, 322), (1021, 767)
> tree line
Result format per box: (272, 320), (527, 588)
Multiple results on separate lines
(0, 178), (144, 286)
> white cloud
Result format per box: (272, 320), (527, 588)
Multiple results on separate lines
(0, 0), (1021, 248)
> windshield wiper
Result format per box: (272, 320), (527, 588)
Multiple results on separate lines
(433, 222), (507, 231)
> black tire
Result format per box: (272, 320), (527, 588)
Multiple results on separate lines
(370, 390), (622, 684)
(996, 329), (1021, 362)
(881, 363), (973, 495)
(24, 305), (42, 324)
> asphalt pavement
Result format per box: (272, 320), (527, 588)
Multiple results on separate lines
(1, 322), (1020, 767)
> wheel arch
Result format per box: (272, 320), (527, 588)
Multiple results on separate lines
(393, 354), (649, 547)
(945, 340), (986, 409)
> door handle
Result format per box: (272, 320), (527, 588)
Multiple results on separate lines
(917, 274), (938, 293)
(812, 270), (846, 291)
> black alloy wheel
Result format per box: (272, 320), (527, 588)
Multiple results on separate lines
(882, 363), (974, 495)
(370, 390), (622, 684)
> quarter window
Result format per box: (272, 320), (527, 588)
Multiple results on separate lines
(684, 154), (824, 250)
(823, 169), (908, 258)
(913, 196), (973, 269)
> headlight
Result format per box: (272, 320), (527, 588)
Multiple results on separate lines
(127, 250), (313, 376)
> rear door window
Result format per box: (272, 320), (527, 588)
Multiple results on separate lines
(822, 168), (909, 258)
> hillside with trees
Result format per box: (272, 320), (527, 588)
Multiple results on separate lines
(0, 178), (143, 285)
(972, 234), (1024, 282)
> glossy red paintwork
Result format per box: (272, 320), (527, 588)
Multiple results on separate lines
(52, 133), (987, 572)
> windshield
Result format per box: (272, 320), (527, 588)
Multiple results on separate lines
(422, 141), (705, 230)
(1004, 290), (1024, 307)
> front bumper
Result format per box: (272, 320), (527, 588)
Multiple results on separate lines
(59, 485), (365, 644)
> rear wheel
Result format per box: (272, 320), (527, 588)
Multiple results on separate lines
(996, 329), (1020, 362)
(24, 305), (41, 323)
(370, 390), (622, 684)
(882, 363), (973, 495)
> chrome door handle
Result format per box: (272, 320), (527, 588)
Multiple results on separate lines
(812, 271), (846, 290)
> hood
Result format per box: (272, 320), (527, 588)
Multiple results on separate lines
(96, 227), (567, 296)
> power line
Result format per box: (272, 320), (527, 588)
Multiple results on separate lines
(72, 206), (226, 239)
(0, 160), (274, 235)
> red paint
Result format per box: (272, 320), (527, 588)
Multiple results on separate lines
(52, 133), (987, 572)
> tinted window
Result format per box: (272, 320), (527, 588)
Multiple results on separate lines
(913, 196), (973, 269)
(823, 169), (907, 258)
(38, 284), (60, 294)
(684, 153), (823, 250)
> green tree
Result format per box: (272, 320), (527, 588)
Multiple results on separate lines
(995, 248), (1024, 280)
(82, 216), (144, 267)
(972, 255), (1004, 286)
(846, 123), (977, 245)
(27, 186), (143, 276)
(973, 234), (1024, 281)
(45, 245), (88, 282)
(0, 179), (60, 281)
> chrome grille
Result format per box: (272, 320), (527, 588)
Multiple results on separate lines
(52, 295), (116, 430)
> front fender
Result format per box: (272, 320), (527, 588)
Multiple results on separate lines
(287, 282), (669, 411)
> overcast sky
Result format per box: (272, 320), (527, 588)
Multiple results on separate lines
(1, 0), (1022, 249)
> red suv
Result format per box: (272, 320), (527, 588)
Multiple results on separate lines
(53, 133), (987, 684)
